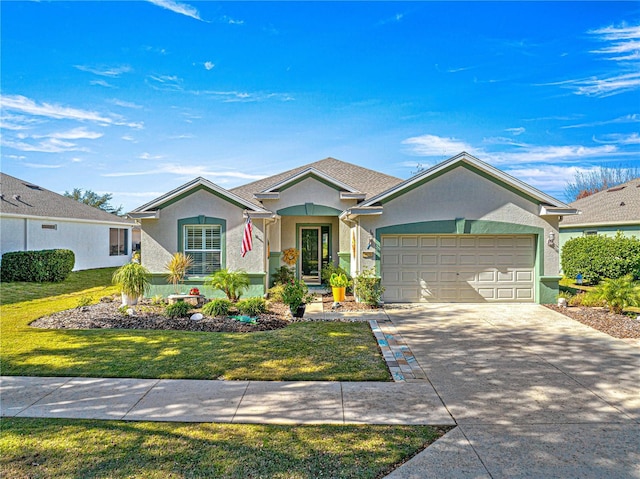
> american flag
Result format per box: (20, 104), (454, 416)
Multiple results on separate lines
(241, 217), (253, 257)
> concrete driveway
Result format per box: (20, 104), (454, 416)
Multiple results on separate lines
(384, 303), (640, 479)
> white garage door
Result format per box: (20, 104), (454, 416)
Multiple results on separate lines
(381, 234), (535, 303)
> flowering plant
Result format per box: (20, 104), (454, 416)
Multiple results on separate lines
(189, 288), (200, 296)
(282, 248), (299, 266)
(281, 279), (316, 311)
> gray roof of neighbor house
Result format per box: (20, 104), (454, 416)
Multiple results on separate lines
(230, 157), (403, 206)
(561, 178), (640, 227)
(0, 172), (133, 224)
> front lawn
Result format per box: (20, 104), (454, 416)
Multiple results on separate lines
(0, 270), (389, 381)
(1, 418), (446, 479)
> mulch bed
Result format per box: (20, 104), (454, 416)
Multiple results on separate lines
(545, 304), (640, 339)
(31, 298), (290, 333)
(321, 293), (381, 312)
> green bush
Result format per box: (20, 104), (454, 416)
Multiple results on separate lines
(1, 249), (75, 283)
(206, 269), (250, 301)
(267, 284), (286, 303)
(202, 298), (232, 317)
(164, 301), (192, 319)
(588, 275), (640, 314)
(271, 266), (295, 286)
(569, 292), (607, 308)
(237, 297), (268, 316)
(561, 233), (640, 284)
(354, 268), (384, 306)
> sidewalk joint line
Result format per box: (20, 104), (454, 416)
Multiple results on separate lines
(122, 378), (161, 420)
(230, 381), (251, 424)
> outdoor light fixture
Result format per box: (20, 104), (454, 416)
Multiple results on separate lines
(367, 230), (374, 249)
(547, 232), (555, 246)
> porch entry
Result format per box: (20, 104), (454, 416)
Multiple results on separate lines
(299, 225), (330, 285)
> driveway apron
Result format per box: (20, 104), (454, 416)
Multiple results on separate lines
(384, 303), (640, 479)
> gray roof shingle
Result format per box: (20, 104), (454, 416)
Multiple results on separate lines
(561, 178), (640, 227)
(0, 172), (132, 224)
(230, 157), (402, 206)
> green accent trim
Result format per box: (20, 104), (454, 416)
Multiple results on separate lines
(275, 172), (346, 193)
(375, 220), (547, 303)
(158, 184), (250, 210)
(268, 252), (283, 285)
(337, 251), (351, 272)
(539, 276), (561, 304)
(455, 218), (465, 235)
(147, 273), (265, 298)
(277, 203), (342, 216)
(177, 216), (227, 270)
(380, 163), (544, 206)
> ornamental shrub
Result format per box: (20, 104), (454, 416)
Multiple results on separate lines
(0, 249), (75, 282)
(561, 233), (640, 284)
(164, 301), (192, 319)
(237, 297), (268, 316)
(202, 298), (232, 317)
(353, 267), (385, 306)
(587, 275), (640, 314)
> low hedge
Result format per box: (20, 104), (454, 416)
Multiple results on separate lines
(0, 249), (75, 283)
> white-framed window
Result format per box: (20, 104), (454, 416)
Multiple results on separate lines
(184, 224), (221, 275)
(110, 228), (128, 256)
(584, 230), (598, 236)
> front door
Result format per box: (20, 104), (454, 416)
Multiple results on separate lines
(300, 227), (321, 284)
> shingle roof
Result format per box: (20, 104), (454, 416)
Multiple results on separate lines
(230, 157), (402, 206)
(561, 178), (640, 227)
(0, 172), (132, 224)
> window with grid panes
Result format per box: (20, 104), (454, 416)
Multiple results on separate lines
(183, 224), (221, 274)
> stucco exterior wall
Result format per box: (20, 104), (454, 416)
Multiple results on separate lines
(262, 177), (357, 212)
(559, 225), (640, 249)
(140, 189), (264, 275)
(0, 216), (132, 270)
(354, 167), (561, 298)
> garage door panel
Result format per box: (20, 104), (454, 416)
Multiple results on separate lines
(381, 234), (535, 303)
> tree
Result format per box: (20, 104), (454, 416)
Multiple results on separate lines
(564, 165), (639, 202)
(64, 188), (123, 215)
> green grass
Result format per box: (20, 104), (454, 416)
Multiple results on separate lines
(1, 269), (389, 381)
(1, 418), (448, 479)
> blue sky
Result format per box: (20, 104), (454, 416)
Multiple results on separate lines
(2, 1), (639, 212)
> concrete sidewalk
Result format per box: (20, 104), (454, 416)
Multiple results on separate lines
(1, 376), (454, 425)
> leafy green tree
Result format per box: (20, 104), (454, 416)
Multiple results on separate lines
(64, 188), (123, 215)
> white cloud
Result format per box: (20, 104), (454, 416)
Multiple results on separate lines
(593, 132), (640, 145)
(110, 99), (143, 109)
(1, 95), (113, 124)
(401, 134), (476, 157)
(39, 127), (103, 140)
(504, 165), (586, 196)
(561, 113), (640, 129)
(139, 152), (164, 160)
(75, 64), (132, 77)
(505, 127), (525, 136)
(204, 61), (215, 70)
(5, 154), (26, 160)
(1, 137), (87, 153)
(221, 15), (244, 25)
(490, 144), (618, 165)
(102, 164), (267, 180)
(23, 162), (64, 169)
(146, 75), (184, 92)
(90, 80), (115, 88)
(146, 0), (203, 21)
(573, 72), (640, 97)
(121, 135), (136, 142)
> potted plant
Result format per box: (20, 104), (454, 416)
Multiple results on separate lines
(165, 252), (194, 294)
(329, 272), (349, 303)
(281, 279), (316, 318)
(112, 262), (151, 306)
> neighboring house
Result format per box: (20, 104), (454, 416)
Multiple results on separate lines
(0, 172), (135, 271)
(129, 153), (576, 303)
(559, 178), (640, 249)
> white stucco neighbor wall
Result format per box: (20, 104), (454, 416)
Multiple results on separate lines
(0, 215), (133, 270)
(356, 167), (561, 278)
(140, 189), (264, 274)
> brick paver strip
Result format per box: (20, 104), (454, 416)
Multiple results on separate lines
(369, 319), (428, 382)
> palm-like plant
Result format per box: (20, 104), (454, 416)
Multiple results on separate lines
(206, 268), (250, 302)
(165, 253), (194, 293)
(112, 262), (151, 304)
(589, 275), (640, 314)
